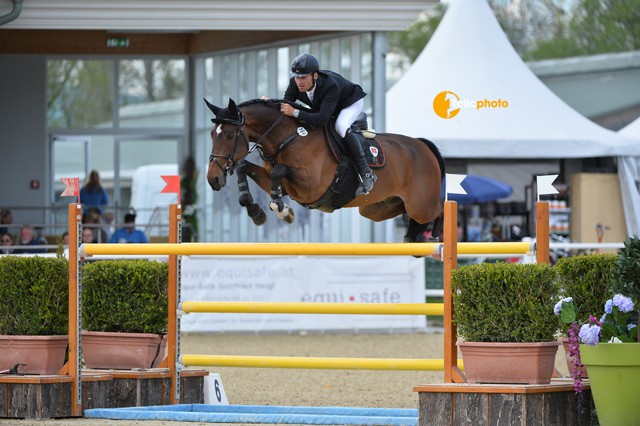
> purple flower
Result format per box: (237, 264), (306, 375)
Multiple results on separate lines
(554, 297), (572, 315)
(605, 299), (613, 314)
(579, 323), (601, 346)
(612, 294), (635, 313)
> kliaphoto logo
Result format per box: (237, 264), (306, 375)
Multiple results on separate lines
(433, 90), (509, 119)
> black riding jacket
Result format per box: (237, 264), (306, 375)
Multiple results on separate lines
(283, 70), (366, 128)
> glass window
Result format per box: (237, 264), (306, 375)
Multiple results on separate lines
(47, 60), (114, 129)
(257, 50), (269, 98)
(118, 59), (185, 128)
(340, 38), (352, 79)
(277, 47), (290, 96)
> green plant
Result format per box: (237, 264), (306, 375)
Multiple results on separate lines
(452, 262), (560, 342)
(611, 235), (640, 341)
(555, 253), (617, 329)
(82, 259), (168, 334)
(0, 256), (68, 335)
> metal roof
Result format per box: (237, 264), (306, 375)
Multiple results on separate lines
(1, 0), (433, 31)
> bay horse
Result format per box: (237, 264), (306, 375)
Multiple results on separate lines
(205, 98), (445, 242)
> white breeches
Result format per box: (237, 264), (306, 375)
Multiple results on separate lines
(335, 99), (364, 138)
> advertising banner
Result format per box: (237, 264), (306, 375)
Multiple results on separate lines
(180, 256), (426, 332)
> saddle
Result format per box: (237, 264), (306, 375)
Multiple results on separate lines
(323, 113), (385, 168)
(302, 114), (385, 213)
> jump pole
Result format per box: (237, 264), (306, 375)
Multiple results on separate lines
(67, 203), (82, 416)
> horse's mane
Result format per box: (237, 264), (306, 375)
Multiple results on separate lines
(238, 98), (309, 112)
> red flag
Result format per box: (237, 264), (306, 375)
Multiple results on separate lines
(161, 175), (180, 194)
(60, 177), (80, 197)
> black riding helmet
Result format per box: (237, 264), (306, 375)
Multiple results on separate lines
(290, 53), (319, 77)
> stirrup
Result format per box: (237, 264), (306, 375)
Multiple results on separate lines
(355, 173), (376, 196)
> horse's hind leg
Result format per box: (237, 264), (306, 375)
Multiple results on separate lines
(237, 160), (267, 226)
(269, 164), (295, 224)
(404, 218), (431, 243)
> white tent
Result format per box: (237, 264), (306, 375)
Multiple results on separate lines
(618, 118), (640, 236)
(386, 0), (640, 159)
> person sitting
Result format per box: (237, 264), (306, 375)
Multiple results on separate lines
(80, 170), (109, 215)
(12, 225), (46, 254)
(280, 53), (376, 195)
(109, 210), (148, 244)
(81, 227), (95, 244)
(84, 207), (109, 243)
(0, 208), (13, 235)
(1, 232), (13, 254)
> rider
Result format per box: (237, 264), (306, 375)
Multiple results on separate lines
(279, 53), (376, 196)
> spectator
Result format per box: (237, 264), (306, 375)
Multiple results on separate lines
(61, 232), (69, 246)
(1, 233), (13, 254)
(80, 170), (109, 215)
(109, 209), (148, 244)
(84, 207), (109, 243)
(82, 227), (95, 244)
(0, 209), (13, 235)
(12, 225), (46, 254)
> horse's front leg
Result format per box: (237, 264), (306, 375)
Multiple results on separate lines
(268, 164), (295, 224)
(236, 160), (266, 226)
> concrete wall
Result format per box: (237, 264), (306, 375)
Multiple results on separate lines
(0, 55), (48, 226)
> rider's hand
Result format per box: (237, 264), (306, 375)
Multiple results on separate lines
(280, 103), (297, 117)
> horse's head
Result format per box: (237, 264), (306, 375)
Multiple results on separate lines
(204, 98), (249, 191)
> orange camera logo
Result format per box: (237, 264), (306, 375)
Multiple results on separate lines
(433, 91), (461, 119)
(433, 90), (509, 119)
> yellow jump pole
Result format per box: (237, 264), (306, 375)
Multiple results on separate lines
(80, 242), (531, 257)
(180, 354), (463, 371)
(81, 242), (440, 257)
(67, 203), (82, 417)
(180, 301), (444, 316)
(536, 201), (550, 264)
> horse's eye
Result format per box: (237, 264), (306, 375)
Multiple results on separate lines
(226, 131), (234, 140)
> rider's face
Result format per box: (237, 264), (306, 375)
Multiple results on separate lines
(294, 73), (316, 93)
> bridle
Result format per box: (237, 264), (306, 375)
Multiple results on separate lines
(208, 113), (252, 176)
(209, 109), (301, 174)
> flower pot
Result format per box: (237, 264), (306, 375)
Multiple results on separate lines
(559, 337), (588, 378)
(458, 341), (560, 384)
(580, 343), (640, 426)
(0, 335), (68, 375)
(82, 331), (163, 370)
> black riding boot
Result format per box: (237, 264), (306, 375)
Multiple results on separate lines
(344, 129), (377, 195)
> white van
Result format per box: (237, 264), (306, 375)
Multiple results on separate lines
(130, 164), (179, 237)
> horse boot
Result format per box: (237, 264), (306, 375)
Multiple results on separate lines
(344, 129), (377, 195)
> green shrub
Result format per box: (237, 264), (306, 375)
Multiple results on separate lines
(452, 262), (560, 342)
(0, 256), (69, 335)
(611, 235), (640, 300)
(82, 259), (168, 334)
(555, 253), (617, 326)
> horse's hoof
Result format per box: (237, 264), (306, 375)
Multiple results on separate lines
(284, 210), (295, 224)
(252, 210), (267, 226)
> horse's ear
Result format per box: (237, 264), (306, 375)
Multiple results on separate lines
(227, 99), (239, 119)
(203, 98), (221, 115)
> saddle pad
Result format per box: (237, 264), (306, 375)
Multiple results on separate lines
(323, 127), (385, 168)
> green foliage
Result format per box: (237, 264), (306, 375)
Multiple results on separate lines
(555, 253), (617, 325)
(387, 4), (446, 64)
(611, 235), (640, 300)
(82, 259), (168, 334)
(0, 256), (69, 335)
(452, 263), (560, 342)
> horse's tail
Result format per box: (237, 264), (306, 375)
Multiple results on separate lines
(418, 138), (445, 181)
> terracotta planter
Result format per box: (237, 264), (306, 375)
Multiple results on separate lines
(82, 331), (164, 369)
(559, 337), (588, 378)
(458, 341), (560, 384)
(0, 335), (68, 375)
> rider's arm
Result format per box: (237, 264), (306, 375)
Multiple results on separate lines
(296, 84), (340, 127)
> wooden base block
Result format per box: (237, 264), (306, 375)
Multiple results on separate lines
(415, 379), (593, 425)
(0, 368), (207, 418)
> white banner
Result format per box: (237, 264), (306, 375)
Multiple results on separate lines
(180, 256), (427, 332)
